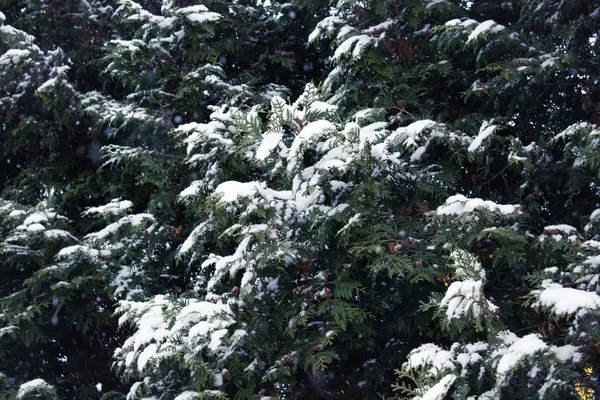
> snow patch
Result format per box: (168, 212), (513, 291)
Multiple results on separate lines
(84, 199), (133, 216)
(16, 379), (54, 399)
(418, 374), (457, 400)
(466, 20), (505, 44)
(533, 283), (600, 315)
(468, 121), (497, 152)
(436, 194), (520, 216)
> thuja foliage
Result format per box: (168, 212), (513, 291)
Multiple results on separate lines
(1, 0), (599, 399)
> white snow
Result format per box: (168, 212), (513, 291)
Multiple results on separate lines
(441, 248), (499, 323)
(108, 39), (144, 53)
(494, 333), (547, 375)
(441, 279), (486, 319)
(179, 181), (202, 199)
(23, 211), (56, 226)
(418, 374), (457, 400)
(0, 326), (17, 338)
(337, 213), (361, 236)
(176, 6), (221, 24)
(352, 35), (376, 59)
(255, 128), (283, 160)
(57, 245), (100, 258)
(0, 49), (32, 65)
(468, 121), (497, 152)
(336, 26), (357, 41)
(208, 329), (228, 351)
(455, 343), (487, 376)
(84, 199), (133, 216)
(379, 120), (444, 161)
(550, 344), (582, 363)
(174, 391), (201, 400)
(436, 194), (520, 216)
(533, 283), (600, 315)
(359, 122), (387, 149)
(466, 20), (505, 44)
(27, 223), (46, 232)
(308, 16), (343, 44)
(394, 120), (439, 148)
(585, 208), (600, 231)
(508, 152), (527, 162)
(287, 120), (336, 171)
(333, 35), (375, 60)
(84, 213), (155, 241)
(363, 19), (395, 34)
(203, 236), (253, 289)
(404, 343), (455, 373)
(308, 101), (338, 114)
(36, 78), (57, 93)
(424, 0), (447, 9)
(177, 121), (233, 156)
(213, 181), (262, 203)
(444, 19), (462, 26)
(16, 379), (54, 399)
(177, 5), (209, 13)
(184, 12), (221, 23)
(266, 277), (280, 292)
(137, 343), (158, 371)
(114, 294), (241, 381)
(8, 209), (26, 217)
(541, 57), (558, 68)
(543, 224), (577, 234)
(179, 220), (209, 255)
(551, 122), (591, 142)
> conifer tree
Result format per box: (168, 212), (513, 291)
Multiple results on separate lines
(1, 0), (325, 397)
(1, 0), (600, 399)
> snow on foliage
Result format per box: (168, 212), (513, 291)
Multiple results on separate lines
(309, 11), (392, 66)
(585, 208), (600, 232)
(179, 180), (202, 200)
(114, 294), (240, 388)
(308, 16), (343, 44)
(176, 5), (221, 24)
(0, 202), (73, 249)
(404, 343), (458, 374)
(174, 391), (201, 400)
(402, 332), (582, 399)
(333, 34), (376, 61)
(3, 0), (600, 397)
(137, 82), (586, 397)
(466, 20), (505, 44)
(0, 48), (34, 65)
(83, 199), (133, 217)
(384, 119), (445, 162)
(441, 279), (488, 320)
(468, 121), (497, 152)
(416, 374), (457, 400)
(36, 65), (72, 94)
(212, 181), (294, 215)
(16, 379), (55, 399)
(114, 83), (393, 396)
(0, 197), (167, 314)
(551, 122), (598, 143)
(84, 213), (155, 241)
(79, 92), (160, 131)
(532, 282), (600, 316)
(435, 194), (520, 216)
(493, 332), (548, 376)
(439, 250), (497, 322)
